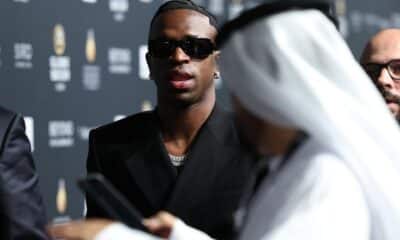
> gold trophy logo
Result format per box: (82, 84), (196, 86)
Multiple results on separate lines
(335, 0), (348, 37)
(53, 24), (66, 56)
(335, 0), (347, 16)
(56, 178), (67, 214)
(86, 29), (96, 64)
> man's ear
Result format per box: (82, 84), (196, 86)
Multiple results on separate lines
(146, 52), (153, 80)
(214, 50), (221, 60)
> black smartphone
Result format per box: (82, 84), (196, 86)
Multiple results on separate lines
(77, 173), (148, 232)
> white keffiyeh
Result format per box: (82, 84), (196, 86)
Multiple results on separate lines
(220, 9), (400, 240)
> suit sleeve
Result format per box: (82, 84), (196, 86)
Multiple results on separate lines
(85, 130), (107, 218)
(0, 114), (48, 240)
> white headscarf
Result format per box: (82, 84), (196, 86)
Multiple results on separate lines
(220, 9), (400, 239)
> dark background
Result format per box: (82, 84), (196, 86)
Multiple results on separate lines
(0, 0), (398, 221)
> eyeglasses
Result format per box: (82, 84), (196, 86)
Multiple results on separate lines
(148, 36), (216, 60)
(363, 59), (400, 81)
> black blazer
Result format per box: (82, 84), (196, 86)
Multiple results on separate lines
(86, 104), (255, 239)
(0, 106), (48, 240)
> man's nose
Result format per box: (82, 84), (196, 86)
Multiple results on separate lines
(377, 67), (395, 89)
(170, 47), (190, 63)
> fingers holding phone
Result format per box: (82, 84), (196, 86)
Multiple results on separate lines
(143, 211), (177, 238)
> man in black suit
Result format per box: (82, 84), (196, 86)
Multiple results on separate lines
(85, 0), (255, 239)
(0, 105), (48, 240)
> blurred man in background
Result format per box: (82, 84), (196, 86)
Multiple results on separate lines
(361, 29), (400, 123)
(0, 105), (48, 240)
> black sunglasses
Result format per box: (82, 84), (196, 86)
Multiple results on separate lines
(363, 59), (400, 81)
(148, 36), (216, 60)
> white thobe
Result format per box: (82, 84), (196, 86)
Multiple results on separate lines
(237, 138), (370, 240)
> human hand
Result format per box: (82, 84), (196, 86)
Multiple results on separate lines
(48, 219), (114, 240)
(143, 211), (177, 238)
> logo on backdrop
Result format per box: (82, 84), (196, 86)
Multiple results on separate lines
(52, 177), (71, 223)
(138, 45), (150, 80)
(108, 47), (132, 74)
(24, 116), (34, 151)
(13, 0), (30, 3)
(86, 29), (96, 64)
(49, 24), (71, 92)
(54, 24), (66, 56)
(48, 120), (75, 148)
(83, 29), (101, 91)
(57, 178), (67, 215)
(14, 42), (33, 69)
(335, 0), (348, 37)
(82, 0), (97, 3)
(109, 0), (129, 22)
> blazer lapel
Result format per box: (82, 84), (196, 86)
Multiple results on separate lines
(0, 109), (15, 156)
(165, 104), (232, 212)
(124, 112), (176, 210)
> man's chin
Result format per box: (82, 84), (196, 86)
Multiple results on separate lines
(167, 92), (200, 106)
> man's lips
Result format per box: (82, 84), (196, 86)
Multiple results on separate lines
(384, 96), (400, 105)
(168, 71), (193, 80)
(168, 72), (195, 89)
(378, 88), (400, 104)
